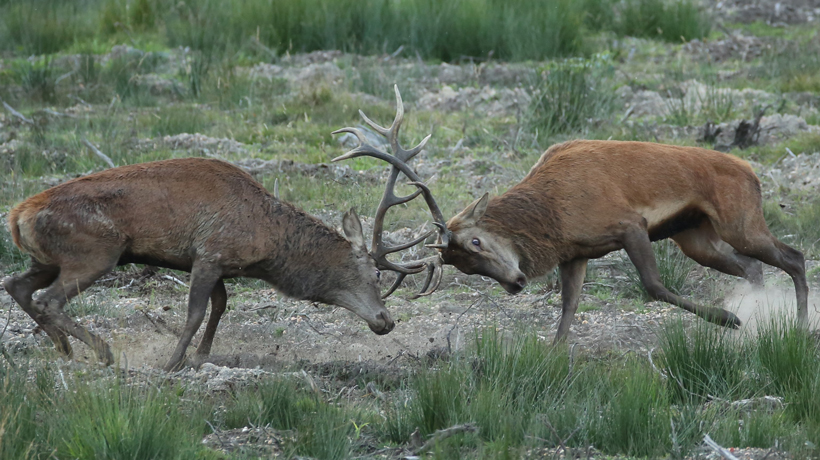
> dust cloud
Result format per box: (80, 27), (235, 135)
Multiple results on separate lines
(726, 281), (820, 334)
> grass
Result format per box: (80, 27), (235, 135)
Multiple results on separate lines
(1, 318), (818, 458)
(763, 197), (820, 258)
(0, 0), (711, 62)
(528, 54), (616, 138)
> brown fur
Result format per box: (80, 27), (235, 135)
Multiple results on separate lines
(3, 158), (394, 370)
(443, 140), (808, 342)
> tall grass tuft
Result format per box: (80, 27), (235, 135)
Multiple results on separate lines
(0, 0), (98, 55)
(584, 0), (711, 42)
(0, 364), (42, 459)
(658, 319), (751, 402)
(528, 54), (615, 137)
(13, 58), (56, 104)
(53, 379), (209, 460)
(590, 361), (670, 457)
(756, 314), (818, 393)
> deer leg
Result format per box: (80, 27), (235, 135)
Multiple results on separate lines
(2, 261), (70, 354)
(622, 225), (741, 328)
(32, 259), (119, 365)
(713, 212), (809, 323)
(672, 222), (763, 285)
(164, 265), (220, 372)
(554, 258), (588, 344)
(191, 279), (227, 366)
(729, 237), (808, 323)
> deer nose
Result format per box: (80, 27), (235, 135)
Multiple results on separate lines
(516, 276), (527, 289)
(370, 312), (394, 335)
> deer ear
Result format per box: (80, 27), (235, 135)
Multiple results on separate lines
(452, 193), (489, 226)
(342, 208), (367, 250)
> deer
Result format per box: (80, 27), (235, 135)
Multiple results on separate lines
(2, 157), (443, 371)
(333, 85), (809, 343)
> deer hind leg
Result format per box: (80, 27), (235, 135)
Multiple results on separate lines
(2, 260), (71, 355)
(672, 221), (763, 285)
(164, 264), (221, 372)
(31, 257), (119, 365)
(718, 227), (808, 323)
(622, 223), (741, 328)
(190, 279), (227, 366)
(554, 258), (588, 344)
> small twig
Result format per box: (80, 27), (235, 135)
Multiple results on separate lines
(55, 69), (77, 85)
(540, 415), (579, 455)
(647, 347), (667, 379)
(704, 434), (740, 460)
(0, 307), (17, 368)
(384, 45), (405, 61)
(81, 138), (116, 168)
(2, 100), (34, 124)
(386, 349), (405, 366)
(365, 381), (387, 401)
(58, 368), (69, 390)
(39, 108), (76, 119)
(139, 309), (164, 334)
(160, 274), (187, 287)
(299, 314), (344, 343)
(446, 297), (481, 353)
(69, 94), (92, 107)
(414, 423), (478, 454)
(205, 420), (226, 448)
(249, 304), (276, 312)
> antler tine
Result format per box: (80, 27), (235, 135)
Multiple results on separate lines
(403, 255), (444, 299)
(378, 229), (435, 256)
(381, 272), (407, 299)
(332, 85), (453, 299)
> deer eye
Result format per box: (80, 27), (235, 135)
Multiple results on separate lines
(375, 269), (381, 281)
(472, 238), (481, 248)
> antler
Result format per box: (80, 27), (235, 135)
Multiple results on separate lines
(332, 85), (451, 298)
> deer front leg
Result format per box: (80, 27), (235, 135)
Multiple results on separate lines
(622, 225), (741, 328)
(190, 279), (228, 367)
(553, 258), (588, 344)
(164, 265), (220, 372)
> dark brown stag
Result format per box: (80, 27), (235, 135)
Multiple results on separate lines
(2, 157), (442, 371)
(335, 86), (809, 343)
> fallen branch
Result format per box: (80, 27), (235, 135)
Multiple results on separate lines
(0, 307), (16, 368)
(81, 138), (116, 169)
(704, 434), (739, 460)
(2, 100), (34, 124)
(160, 274), (187, 287)
(414, 423), (478, 454)
(39, 108), (76, 119)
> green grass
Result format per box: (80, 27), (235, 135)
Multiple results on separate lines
(763, 197), (820, 258)
(528, 54), (616, 138)
(1, 318), (819, 458)
(0, 0), (712, 62)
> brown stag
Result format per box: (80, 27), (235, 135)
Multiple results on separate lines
(2, 157), (438, 371)
(334, 86), (809, 343)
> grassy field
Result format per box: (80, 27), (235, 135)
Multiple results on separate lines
(2, 319), (819, 458)
(1, 0), (820, 458)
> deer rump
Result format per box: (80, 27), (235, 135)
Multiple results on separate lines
(4, 157), (393, 371)
(441, 140), (808, 341)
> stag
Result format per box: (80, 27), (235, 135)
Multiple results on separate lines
(1, 157), (439, 371)
(335, 86), (809, 343)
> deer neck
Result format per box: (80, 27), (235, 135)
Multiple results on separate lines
(481, 188), (566, 279)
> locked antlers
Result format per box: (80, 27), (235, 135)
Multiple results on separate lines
(332, 85), (451, 298)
